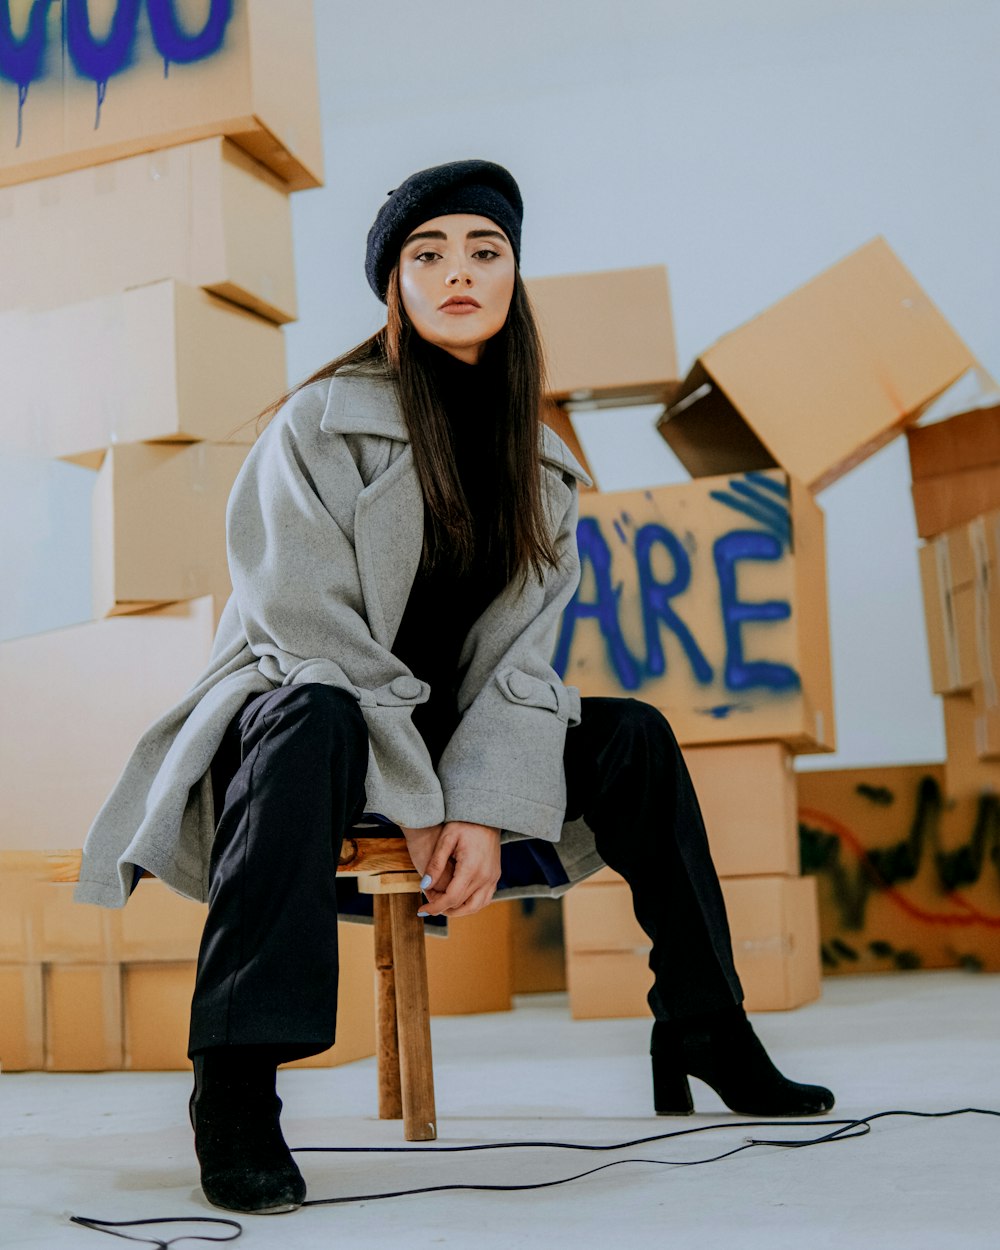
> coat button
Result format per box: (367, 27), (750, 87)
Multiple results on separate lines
(390, 675), (423, 700)
(507, 671), (534, 700)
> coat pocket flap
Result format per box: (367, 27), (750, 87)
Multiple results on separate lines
(496, 667), (561, 713)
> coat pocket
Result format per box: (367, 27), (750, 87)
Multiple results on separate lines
(495, 667), (581, 726)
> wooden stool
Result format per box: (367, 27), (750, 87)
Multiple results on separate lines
(337, 832), (437, 1142)
(23, 838), (438, 1142)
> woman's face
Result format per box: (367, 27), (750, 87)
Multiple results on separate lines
(397, 213), (516, 364)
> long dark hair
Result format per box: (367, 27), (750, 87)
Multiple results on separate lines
(232, 263), (561, 586)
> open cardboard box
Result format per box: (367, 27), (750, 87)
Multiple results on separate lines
(92, 442), (247, 619)
(0, 0), (323, 191)
(908, 399), (1000, 537)
(657, 237), (976, 492)
(555, 469), (835, 752)
(1, 137), (297, 323)
(0, 279), (285, 465)
(525, 265), (678, 406)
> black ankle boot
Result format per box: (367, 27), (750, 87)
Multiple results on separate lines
(650, 1005), (835, 1117)
(189, 1046), (306, 1214)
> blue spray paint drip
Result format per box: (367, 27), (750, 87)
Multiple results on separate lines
(696, 703), (752, 719)
(148, 0), (232, 78)
(612, 519), (628, 545)
(66, 0), (141, 128)
(634, 523), (713, 685)
(3, 0), (234, 136)
(713, 529), (800, 692)
(0, 0), (56, 146)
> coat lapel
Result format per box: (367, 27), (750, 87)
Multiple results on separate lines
(322, 372), (423, 648)
(319, 369), (592, 649)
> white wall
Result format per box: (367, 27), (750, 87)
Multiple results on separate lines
(6, 0), (999, 769)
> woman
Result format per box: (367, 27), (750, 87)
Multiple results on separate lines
(74, 159), (833, 1217)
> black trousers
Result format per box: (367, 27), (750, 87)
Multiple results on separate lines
(188, 684), (743, 1058)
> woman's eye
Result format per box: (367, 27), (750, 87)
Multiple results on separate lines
(473, 248), (500, 260)
(414, 250), (440, 263)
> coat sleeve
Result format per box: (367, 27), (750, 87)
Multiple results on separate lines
(434, 468), (583, 840)
(225, 398), (446, 829)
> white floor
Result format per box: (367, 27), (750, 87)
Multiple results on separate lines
(2, 971), (998, 1250)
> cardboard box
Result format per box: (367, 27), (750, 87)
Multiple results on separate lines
(0, 137), (296, 323)
(282, 920), (378, 1070)
(45, 964), (123, 1070)
(553, 470), (835, 753)
(525, 266), (678, 405)
(0, 279), (285, 465)
(35, 881), (119, 963)
(425, 902), (513, 1015)
(0, 964), (45, 1071)
(657, 237), (976, 492)
(122, 961), (198, 1070)
(723, 875), (821, 1011)
(0, 870), (37, 963)
(92, 442), (248, 619)
(683, 741), (800, 876)
(563, 874), (820, 1015)
(907, 401), (1000, 483)
(942, 691), (1000, 796)
(972, 682), (1000, 761)
(0, 0), (323, 191)
(540, 401), (598, 491)
(565, 950), (654, 1020)
(118, 880), (206, 962)
(911, 463), (1000, 540)
(562, 879), (652, 955)
(509, 897), (567, 994)
(798, 762), (1000, 974)
(918, 528), (979, 694)
(0, 597), (217, 850)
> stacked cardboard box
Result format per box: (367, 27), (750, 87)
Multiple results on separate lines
(550, 239), (980, 1015)
(909, 403), (1000, 799)
(0, 864), (377, 1072)
(0, 3), (325, 1070)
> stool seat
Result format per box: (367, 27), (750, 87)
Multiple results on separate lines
(17, 839), (438, 1142)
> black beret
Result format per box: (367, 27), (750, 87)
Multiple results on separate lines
(365, 158), (523, 303)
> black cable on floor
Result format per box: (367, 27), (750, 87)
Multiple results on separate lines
(68, 1107), (1000, 1246)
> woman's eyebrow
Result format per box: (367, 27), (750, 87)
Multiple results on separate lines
(402, 228), (508, 247)
(403, 229), (447, 246)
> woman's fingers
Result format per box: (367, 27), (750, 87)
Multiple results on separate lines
(444, 885), (496, 919)
(422, 828), (459, 889)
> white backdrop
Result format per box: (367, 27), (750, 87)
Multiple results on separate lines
(5, 0), (999, 771)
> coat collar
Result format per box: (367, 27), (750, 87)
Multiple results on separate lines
(321, 369), (593, 487)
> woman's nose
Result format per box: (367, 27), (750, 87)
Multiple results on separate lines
(446, 267), (472, 286)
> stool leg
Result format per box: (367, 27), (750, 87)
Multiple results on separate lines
(373, 894), (403, 1120)
(388, 893), (437, 1141)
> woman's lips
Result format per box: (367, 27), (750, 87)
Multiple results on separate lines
(440, 302), (480, 314)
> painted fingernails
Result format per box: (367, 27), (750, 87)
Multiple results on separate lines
(417, 910), (428, 917)
(420, 874), (433, 890)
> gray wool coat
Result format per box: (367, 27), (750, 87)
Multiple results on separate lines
(73, 367), (607, 919)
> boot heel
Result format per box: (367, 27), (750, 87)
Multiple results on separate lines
(651, 1053), (694, 1116)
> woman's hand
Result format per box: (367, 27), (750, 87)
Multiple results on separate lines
(398, 821), (501, 918)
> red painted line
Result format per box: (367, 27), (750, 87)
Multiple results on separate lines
(798, 806), (1000, 929)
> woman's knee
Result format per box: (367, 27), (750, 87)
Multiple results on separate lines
(246, 682), (368, 747)
(592, 697), (679, 752)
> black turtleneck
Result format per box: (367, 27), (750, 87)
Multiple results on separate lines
(391, 343), (511, 767)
